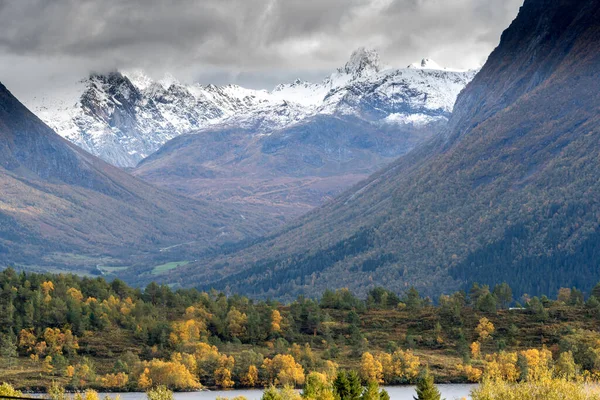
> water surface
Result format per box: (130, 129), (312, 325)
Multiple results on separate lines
(98, 384), (475, 400)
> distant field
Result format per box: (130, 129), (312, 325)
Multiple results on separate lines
(152, 261), (190, 275)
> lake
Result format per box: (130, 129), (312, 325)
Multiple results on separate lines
(96, 385), (476, 400)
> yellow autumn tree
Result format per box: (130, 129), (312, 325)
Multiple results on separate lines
(360, 352), (383, 383)
(67, 287), (84, 302)
(41, 281), (54, 302)
(557, 288), (571, 304)
(320, 360), (339, 382)
(215, 366), (235, 388)
(63, 329), (79, 356)
(519, 348), (553, 382)
(138, 368), (153, 390)
(18, 329), (36, 353)
(169, 319), (205, 347)
(461, 364), (483, 382)
(120, 297), (134, 315)
(44, 328), (64, 355)
(471, 342), (482, 359)
(241, 365), (259, 387)
(483, 352), (519, 382)
(214, 354), (235, 388)
(139, 359), (201, 390)
(100, 372), (129, 389)
(65, 365), (75, 378)
(476, 317), (495, 341)
(172, 352), (197, 374)
(227, 308), (248, 339)
(68, 359), (97, 388)
(376, 352), (393, 383)
(391, 349), (421, 383)
(262, 354), (305, 387)
(271, 310), (283, 333)
(193, 342), (226, 383)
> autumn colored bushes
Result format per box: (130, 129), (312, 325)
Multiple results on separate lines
(5, 269), (600, 391)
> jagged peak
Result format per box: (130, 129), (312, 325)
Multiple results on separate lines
(85, 70), (125, 83)
(158, 73), (180, 89)
(408, 58), (444, 70)
(340, 47), (382, 77)
(123, 69), (155, 91)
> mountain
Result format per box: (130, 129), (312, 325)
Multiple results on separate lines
(30, 49), (475, 168)
(132, 114), (444, 220)
(129, 52), (474, 220)
(0, 82), (273, 273)
(136, 0), (600, 299)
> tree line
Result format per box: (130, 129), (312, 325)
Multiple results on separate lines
(3, 268), (600, 391)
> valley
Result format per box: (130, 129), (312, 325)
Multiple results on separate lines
(3, 0), (600, 398)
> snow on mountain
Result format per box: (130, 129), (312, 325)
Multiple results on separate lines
(340, 47), (383, 78)
(409, 58), (444, 70)
(30, 49), (477, 168)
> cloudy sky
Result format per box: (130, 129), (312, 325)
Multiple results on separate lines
(0, 0), (523, 102)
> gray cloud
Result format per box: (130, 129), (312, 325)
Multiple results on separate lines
(0, 0), (523, 101)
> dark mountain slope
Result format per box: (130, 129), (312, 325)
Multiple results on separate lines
(0, 82), (272, 272)
(155, 0), (600, 299)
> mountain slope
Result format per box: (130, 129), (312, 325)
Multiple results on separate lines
(133, 114), (442, 220)
(146, 0), (600, 299)
(30, 50), (475, 168)
(0, 82), (272, 272)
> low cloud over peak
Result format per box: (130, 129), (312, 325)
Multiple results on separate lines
(0, 0), (523, 100)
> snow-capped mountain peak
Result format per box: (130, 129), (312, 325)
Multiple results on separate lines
(408, 58), (445, 70)
(340, 47), (382, 78)
(158, 73), (180, 89)
(30, 48), (476, 168)
(124, 69), (155, 91)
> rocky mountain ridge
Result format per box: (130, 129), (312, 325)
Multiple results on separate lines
(31, 49), (476, 167)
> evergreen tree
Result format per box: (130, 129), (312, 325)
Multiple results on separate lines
(591, 282), (600, 301)
(361, 381), (380, 400)
(333, 371), (351, 400)
(347, 370), (363, 400)
(528, 297), (548, 321)
(586, 296), (600, 316)
(569, 288), (585, 306)
(476, 293), (497, 314)
(379, 389), (390, 400)
(261, 386), (282, 400)
(0, 333), (17, 368)
(403, 287), (423, 310)
(493, 283), (513, 309)
(413, 369), (443, 400)
(360, 381), (390, 400)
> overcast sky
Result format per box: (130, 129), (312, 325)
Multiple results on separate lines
(0, 0), (523, 102)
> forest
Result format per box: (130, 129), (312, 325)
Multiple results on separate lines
(2, 268), (600, 393)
